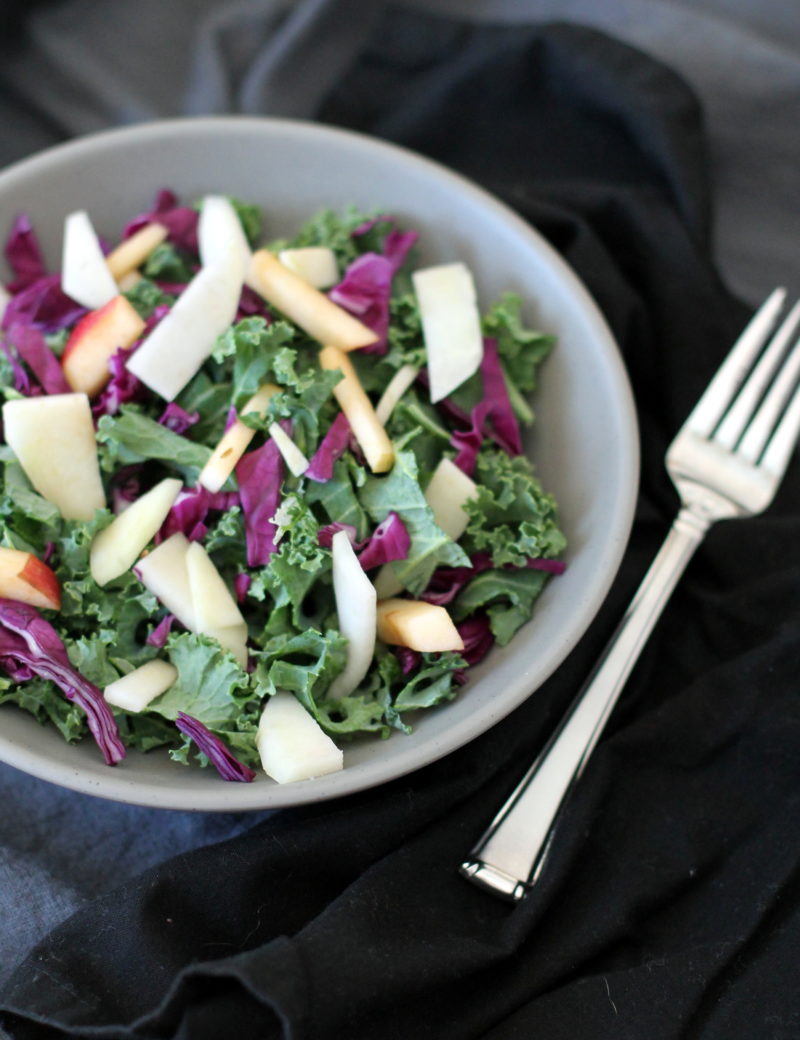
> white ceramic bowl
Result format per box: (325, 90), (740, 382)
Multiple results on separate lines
(0, 116), (638, 810)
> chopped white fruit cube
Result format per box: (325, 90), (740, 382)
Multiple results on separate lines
(327, 530), (376, 699)
(268, 422), (309, 477)
(185, 541), (246, 631)
(277, 246), (339, 289)
(197, 383), (279, 493)
(375, 363), (419, 425)
(104, 659), (178, 713)
(2, 393), (105, 521)
(105, 223), (168, 281)
(377, 598), (464, 652)
(256, 692), (343, 784)
(61, 210), (119, 309)
(423, 457), (477, 541)
(135, 533), (197, 632)
(412, 262), (484, 403)
(198, 195), (252, 277)
(127, 242), (245, 401)
(90, 477), (182, 586)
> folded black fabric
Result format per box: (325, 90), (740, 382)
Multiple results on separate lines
(3, 11), (799, 1039)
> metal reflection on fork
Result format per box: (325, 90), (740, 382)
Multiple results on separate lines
(461, 288), (800, 901)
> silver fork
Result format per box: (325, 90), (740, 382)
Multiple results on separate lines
(461, 287), (800, 901)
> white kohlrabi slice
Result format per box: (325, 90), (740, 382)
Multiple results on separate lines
(61, 210), (119, 309)
(328, 529), (377, 700)
(257, 692), (343, 783)
(127, 241), (245, 400)
(268, 422), (309, 477)
(198, 195), (252, 276)
(104, 659), (178, 713)
(374, 363), (419, 425)
(412, 261), (484, 403)
(134, 532), (197, 631)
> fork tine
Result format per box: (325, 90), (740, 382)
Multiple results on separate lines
(738, 334), (800, 463)
(715, 300), (800, 449)
(685, 287), (786, 437)
(759, 381), (800, 479)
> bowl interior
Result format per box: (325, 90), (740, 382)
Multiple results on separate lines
(0, 117), (638, 810)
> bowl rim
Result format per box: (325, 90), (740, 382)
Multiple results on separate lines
(0, 115), (640, 811)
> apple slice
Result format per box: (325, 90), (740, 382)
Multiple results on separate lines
(0, 547), (61, 610)
(319, 345), (394, 473)
(327, 529), (376, 699)
(104, 659), (177, 713)
(373, 456), (478, 599)
(268, 422), (309, 477)
(412, 262), (484, 403)
(2, 393), (105, 521)
(197, 383), (280, 493)
(105, 222), (168, 281)
(116, 269), (143, 291)
(198, 196), (252, 276)
(375, 363), (419, 425)
(127, 242), (246, 401)
(248, 249), (377, 351)
(204, 623), (249, 669)
(61, 294), (146, 397)
(61, 210), (119, 309)
(134, 533), (196, 631)
(421, 457), (477, 541)
(277, 246), (339, 289)
(256, 692), (343, 783)
(90, 477), (182, 586)
(376, 598), (464, 652)
(185, 541), (246, 631)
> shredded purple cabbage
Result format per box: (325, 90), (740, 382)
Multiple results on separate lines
(4, 214), (47, 292)
(450, 338), (523, 473)
(1, 339), (34, 395)
(158, 403), (199, 434)
(92, 346), (146, 418)
(305, 412), (352, 483)
(2, 274), (86, 334)
(122, 189), (198, 255)
(174, 712), (256, 782)
(146, 614), (176, 648)
(456, 615), (494, 666)
(0, 599), (125, 765)
(352, 216), (419, 273)
(394, 645), (420, 675)
(6, 323), (70, 394)
(158, 486), (239, 545)
(235, 436), (285, 566)
(317, 522), (358, 549)
(357, 511), (410, 570)
(234, 573), (251, 604)
(328, 253), (393, 354)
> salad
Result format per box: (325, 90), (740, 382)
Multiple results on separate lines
(0, 189), (565, 784)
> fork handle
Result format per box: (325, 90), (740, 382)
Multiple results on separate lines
(460, 506), (710, 901)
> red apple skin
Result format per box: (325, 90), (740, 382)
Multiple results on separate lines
(62, 295), (145, 397)
(0, 548), (61, 610)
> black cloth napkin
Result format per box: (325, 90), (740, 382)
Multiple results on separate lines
(3, 12), (799, 1039)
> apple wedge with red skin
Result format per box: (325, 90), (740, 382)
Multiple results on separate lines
(61, 294), (146, 397)
(0, 547), (61, 611)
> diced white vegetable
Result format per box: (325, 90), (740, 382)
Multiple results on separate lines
(268, 422), (309, 477)
(135, 533), (197, 631)
(412, 262), (483, 403)
(422, 457), (477, 541)
(105, 222), (168, 281)
(327, 530), (376, 699)
(375, 363), (419, 425)
(90, 477), (182, 586)
(277, 246), (339, 289)
(104, 659), (178, 713)
(256, 692), (343, 783)
(185, 541), (246, 631)
(2, 393), (105, 522)
(198, 195), (252, 277)
(61, 210), (118, 309)
(127, 241), (246, 400)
